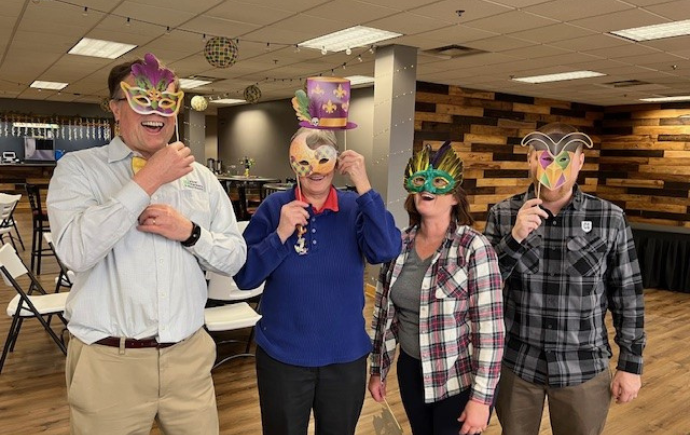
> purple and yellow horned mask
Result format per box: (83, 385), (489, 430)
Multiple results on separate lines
(521, 126), (593, 190)
(120, 53), (183, 117)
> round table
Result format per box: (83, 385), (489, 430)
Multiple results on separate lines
(216, 175), (281, 219)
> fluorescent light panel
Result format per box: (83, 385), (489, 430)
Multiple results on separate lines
(346, 75), (375, 86)
(611, 19), (690, 42)
(299, 26), (401, 53)
(639, 95), (690, 102)
(179, 78), (213, 89)
(30, 81), (68, 90)
(512, 71), (605, 84)
(68, 37), (137, 59)
(210, 99), (246, 105)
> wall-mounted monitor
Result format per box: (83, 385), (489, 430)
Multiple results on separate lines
(24, 137), (55, 162)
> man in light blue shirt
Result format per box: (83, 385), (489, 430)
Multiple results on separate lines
(47, 53), (246, 435)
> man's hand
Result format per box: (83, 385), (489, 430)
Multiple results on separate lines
(276, 200), (310, 243)
(135, 142), (194, 195)
(138, 204), (193, 241)
(511, 198), (548, 243)
(338, 150), (371, 195)
(611, 371), (641, 404)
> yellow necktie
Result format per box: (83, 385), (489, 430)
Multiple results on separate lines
(132, 156), (147, 175)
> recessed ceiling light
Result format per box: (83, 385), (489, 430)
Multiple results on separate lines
(179, 78), (213, 89)
(639, 95), (690, 102)
(346, 75), (375, 86)
(210, 99), (246, 105)
(30, 81), (68, 90)
(611, 19), (690, 42)
(68, 37), (137, 59)
(299, 26), (401, 53)
(512, 71), (606, 84)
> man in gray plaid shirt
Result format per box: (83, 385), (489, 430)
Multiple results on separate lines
(484, 122), (646, 435)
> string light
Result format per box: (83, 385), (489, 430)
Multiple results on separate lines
(82, 6), (88, 16)
(294, 44), (300, 53)
(345, 47), (352, 55)
(321, 46), (327, 55)
(358, 55), (363, 62)
(126, 17), (131, 26)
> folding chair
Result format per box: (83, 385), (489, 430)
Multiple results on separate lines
(0, 244), (69, 374)
(0, 194), (24, 251)
(43, 233), (74, 293)
(204, 220), (263, 368)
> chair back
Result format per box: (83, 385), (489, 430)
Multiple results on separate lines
(24, 184), (44, 219)
(0, 194), (21, 220)
(0, 244), (28, 286)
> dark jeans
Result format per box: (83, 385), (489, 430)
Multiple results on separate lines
(398, 350), (486, 435)
(255, 346), (367, 435)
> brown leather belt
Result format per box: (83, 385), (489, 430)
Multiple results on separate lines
(95, 336), (176, 349)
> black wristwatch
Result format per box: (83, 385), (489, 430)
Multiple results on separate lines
(181, 221), (201, 247)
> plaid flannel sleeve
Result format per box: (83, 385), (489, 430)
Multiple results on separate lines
(370, 262), (397, 378)
(466, 234), (505, 405)
(606, 218), (646, 374)
(484, 204), (527, 281)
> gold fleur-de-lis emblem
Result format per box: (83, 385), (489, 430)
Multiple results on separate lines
(323, 99), (336, 114)
(311, 84), (325, 96)
(333, 84), (347, 99)
(342, 101), (349, 112)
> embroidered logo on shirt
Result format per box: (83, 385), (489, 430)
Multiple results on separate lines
(581, 221), (593, 233)
(182, 179), (205, 191)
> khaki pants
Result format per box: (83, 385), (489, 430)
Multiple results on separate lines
(66, 328), (219, 435)
(496, 365), (611, 435)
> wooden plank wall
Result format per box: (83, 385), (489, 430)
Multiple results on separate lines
(413, 82), (603, 231)
(599, 103), (690, 228)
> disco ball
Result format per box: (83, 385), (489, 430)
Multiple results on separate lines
(204, 36), (238, 69)
(244, 85), (262, 104)
(191, 95), (209, 112)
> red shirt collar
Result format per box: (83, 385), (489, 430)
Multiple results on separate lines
(295, 186), (339, 214)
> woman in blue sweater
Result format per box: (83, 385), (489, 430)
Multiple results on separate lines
(234, 127), (401, 435)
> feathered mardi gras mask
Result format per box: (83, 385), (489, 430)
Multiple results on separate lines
(521, 124), (593, 191)
(120, 53), (184, 117)
(404, 141), (463, 195)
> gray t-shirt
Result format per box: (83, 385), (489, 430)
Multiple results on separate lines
(389, 246), (433, 360)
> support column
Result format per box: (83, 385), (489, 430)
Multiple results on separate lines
(370, 44), (418, 229)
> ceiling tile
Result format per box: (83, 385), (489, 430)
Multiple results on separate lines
(551, 34), (630, 52)
(572, 8), (667, 33)
(410, 0), (512, 22)
(463, 10), (559, 34)
(367, 12), (457, 35)
(523, 0), (634, 21)
(509, 24), (597, 44)
(645, 0), (690, 19)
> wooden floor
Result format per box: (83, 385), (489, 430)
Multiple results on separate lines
(1, 210), (690, 434)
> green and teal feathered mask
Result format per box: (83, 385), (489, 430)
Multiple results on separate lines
(404, 141), (463, 195)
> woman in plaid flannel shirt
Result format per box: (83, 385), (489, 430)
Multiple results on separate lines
(369, 142), (505, 435)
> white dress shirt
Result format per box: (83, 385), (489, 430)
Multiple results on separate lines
(47, 137), (246, 344)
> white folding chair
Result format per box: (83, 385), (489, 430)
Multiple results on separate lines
(43, 233), (75, 293)
(0, 244), (69, 374)
(0, 194), (24, 251)
(204, 219), (263, 368)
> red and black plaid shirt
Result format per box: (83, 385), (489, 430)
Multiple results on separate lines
(371, 222), (505, 405)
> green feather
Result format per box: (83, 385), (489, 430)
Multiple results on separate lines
(292, 89), (311, 122)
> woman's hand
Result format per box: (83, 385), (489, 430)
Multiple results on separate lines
(276, 200), (310, 243)
(368, 375), (387, 402)
(338, 150), (371, 195)
(458, 400), (490, 435)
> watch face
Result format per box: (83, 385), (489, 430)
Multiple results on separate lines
(182, 222), (201, 247)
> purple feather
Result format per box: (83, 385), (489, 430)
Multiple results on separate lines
(131, 53), (175, 90)
(431, 141), (452, 167)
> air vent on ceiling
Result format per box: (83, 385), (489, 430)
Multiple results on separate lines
(421, 44), (486, 59)
(601, 80), (650, 88)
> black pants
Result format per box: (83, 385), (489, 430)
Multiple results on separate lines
(397, 350), (474, 435)
(256, 346), (367, 435)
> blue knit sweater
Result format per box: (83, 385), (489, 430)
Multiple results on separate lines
(234, 187), (401, 367)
